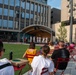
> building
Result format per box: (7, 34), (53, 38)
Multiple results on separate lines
(0, 0), (55, 43)
(53, 0), (76, 42)
(61, 0), (76, 42)
(51, 8), (61, 24)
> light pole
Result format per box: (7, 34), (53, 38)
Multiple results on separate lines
(69, 0), (73, 43)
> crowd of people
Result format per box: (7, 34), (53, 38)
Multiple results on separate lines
(0, 40), (76, 75)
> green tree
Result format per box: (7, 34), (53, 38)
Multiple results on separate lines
(57, 22), (67, 42)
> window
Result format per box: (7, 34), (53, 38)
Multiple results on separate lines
(4, 0), (8, 5)
(26, 13), (29, 18)
(9, 10), (14, 17)
(31, 3), (34, 11)
(9, 0), (14, 6)
(0, 0), (3, 3)
(21, 1), (25, 9)
(3, 9), (8, 16)
(3, 20), (7, 27)
(0, 8), (2, 15)
(15, 0), (20, 6)
(30, 14), (33, 19)
(26, 2), (30, 10)
(38, 5), (40, 12)
(8, 20), (13, 28)
(35, 4), (37, 12)
(0, 19), (2, 27)
(22, 12), (25, 18)
(41, 6), (43, 13)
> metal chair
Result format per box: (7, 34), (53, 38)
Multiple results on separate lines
(54, 58), (69, 75)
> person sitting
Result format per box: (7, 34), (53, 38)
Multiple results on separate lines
(23, 42), (37, 64)
(0, 41), (14, 75)
(51, 41), (70, 72)
(31, 45), (54, 75)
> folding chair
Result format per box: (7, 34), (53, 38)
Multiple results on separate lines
(54, 58), (69, 75)
(69, 49), (76, 61)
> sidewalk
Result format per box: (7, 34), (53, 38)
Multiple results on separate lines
(23, 60), (76, 75)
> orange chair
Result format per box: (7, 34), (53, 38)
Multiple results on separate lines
(54, 58), (69, 75)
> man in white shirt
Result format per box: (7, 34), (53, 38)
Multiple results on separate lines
(0, 41), (14, 75)
(31, 45), (54, 75)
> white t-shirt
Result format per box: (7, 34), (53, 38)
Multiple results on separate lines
(31, 55), (54, 75)
(0, 58), (14, 75)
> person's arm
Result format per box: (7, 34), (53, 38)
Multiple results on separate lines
(48, 61), (54, 75)
(22, 50), (27, 58)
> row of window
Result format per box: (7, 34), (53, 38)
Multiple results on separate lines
(0, 0), (47, 13)
(0, 8), (47, 22)
(0, 19), (13, 28)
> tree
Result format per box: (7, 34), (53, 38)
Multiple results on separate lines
(57, 22), (67, 42)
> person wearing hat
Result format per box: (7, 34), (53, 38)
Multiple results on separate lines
(30, 45), (54, 75)
(0, 41), (14, 75)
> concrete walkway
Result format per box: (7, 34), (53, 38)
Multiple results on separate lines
(23, 60), (76, 75)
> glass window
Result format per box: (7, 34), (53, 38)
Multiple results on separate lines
(35, 4), (37, 12)
(31, 3), (34, 11)
(3, 20), (7, 27)
(21, 1), (25, 9)
(0, 19), (2, 27)
(26, 13), (29, 18)
(22, 12), (25, 18)
(9, 0), (14, 6)
(4, 0), (8, 5)
(26, 2), (30, 10)
(3, 9), (8, 16)
(9, 10), (14, 17)
(0, 0), (3, 3)
(8, 20), (13, 28)
(0, 8), (2, 15)
(30, 14), (33, 19)
(15, 21), (18, 29)
(38, 5), (40, 12)
(41, 6), (43, 13)
(15, 0), (20, 6)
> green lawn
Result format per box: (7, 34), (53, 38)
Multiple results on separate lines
(3, 43), (41, 75)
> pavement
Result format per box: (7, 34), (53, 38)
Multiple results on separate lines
(23, 60), (76, 75)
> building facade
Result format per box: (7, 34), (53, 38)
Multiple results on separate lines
(0, 0), (54, 43)
(51, 8), (61, 24)
(54, 0), (76, 42)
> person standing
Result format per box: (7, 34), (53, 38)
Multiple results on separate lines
(0, 41), (14, 75)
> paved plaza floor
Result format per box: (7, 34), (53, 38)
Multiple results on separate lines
(23, 60), (76, 75)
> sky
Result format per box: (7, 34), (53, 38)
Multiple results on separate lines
(47, 0), (61, 9)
